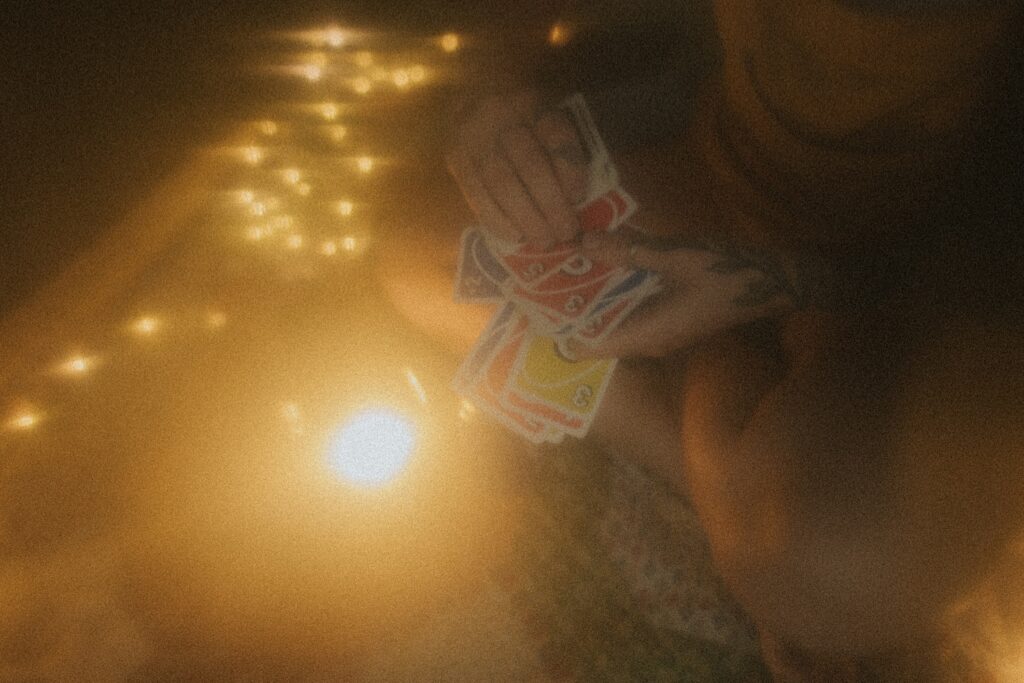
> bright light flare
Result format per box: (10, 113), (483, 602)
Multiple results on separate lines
(392, 69), (411, 89)
(282, 168), (301, 185)
(336, 199), (354, 216)
(242, 146), (264, 165)
(320, 240), (338, 257)
(324, 125), (348, 143)
(327, 409), (416, 487)
(356, 156), (374, 173)
(324, 26), (346, 48)
(258, 120), (279, 136)
(439, 32), (460, 53)
(55, 353), (97, 377)
(320, 102), (339, 121)
(285, 234), (306, 250)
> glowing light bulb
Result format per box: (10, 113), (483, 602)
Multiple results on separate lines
(282, 168), (301, 184)
(57, 354), (95, 377)
(548, 22), (571, 46)
(352, 77), (372, 95)
(242, 146), (263, 165)
(320, 240), (338, 256)
(6, 409), (41, 432)
(250, 202), (267, 217)
(324, 27), (345, 48)
(327, 409), (416, 486)
(259, 120), (278, 136)
(130, 316), (160, 337)
(326, 124), (348, 143)
(285, 234), (305, 250)
(336, 199), (354, 216)
(320, 102), (339, 121)
(392, 69), (410, 89)
(354, 50), (373, 68)
(303, 63), (324, 82)
(357, 156), (374, 173)
(440, 32), (460, 53)
(405, 368), (427, 404)
(237, 189), (255, 204)
(296, 182), (312, 197)
(342, 235), (358, 252)
(409, 64), (427, 83)
(271, 214), (294, 231)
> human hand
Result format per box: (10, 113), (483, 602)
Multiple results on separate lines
(570, 230), (794, 359)
(445, 89), (588, 247)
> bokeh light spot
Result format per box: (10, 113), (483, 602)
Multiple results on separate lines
(328, 409), (415, 487)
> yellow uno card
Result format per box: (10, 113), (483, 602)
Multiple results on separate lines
(507, 333), (616, 436)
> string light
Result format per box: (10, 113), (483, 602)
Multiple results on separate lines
(325, 124), (348, 143)
(282, 168), (301, 185)
(336, 199), (354, 216)
(206, 310), (228, 329)
(258, 120), (279, 136)
(440, 32), (460, 53)
(320, 102), (339, 121)
(245, 225), (267, 242)
(392, 69), (411, 89)
(285, 234), (305, 250)
(409, 64), (427, 83)
(320, 240), (338, 257)
(129, 316), (161, 337)
(5, 408), (42, 432)
(548, 22), (572, 46)
(250, 202), (267, 217)
(55, 353), (97, 377)
(302, 63), (323, 82)
(237, 189), (256, 204)
(342, 236), (358, 253)
(356, 156), (374, 173)
(324, 26), (345, 48)
(242, 146), (263, 165)
(351, 77), (372, 95)
(296, 182), (312, 197)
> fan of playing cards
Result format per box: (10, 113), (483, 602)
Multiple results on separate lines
(452, 94), (661, 444)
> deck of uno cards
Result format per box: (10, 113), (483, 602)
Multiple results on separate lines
(452, 94), (661, 443)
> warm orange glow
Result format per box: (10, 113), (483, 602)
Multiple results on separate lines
(392, 69), (411, 89)
(245, 225), (267, 242)
(56, 353), (97, 377)
(258, 119), (278, 136)
(342, 236), (359, 253)
(320, 102), (339, 121)
(250, 201), (267, 217)
(324, 26), (345, 48)
(336, 199), (354, 216)
(242, 146), (263, 165)
(130, 316), (161, 337)
(302, 63), (323, 82)
(5, 409), (41, 432)
(282, 168), (301, 185)
(206, 310), (228, 329)
(409, 64), (427, 83)
(237, 189), (255, 204)
(548, 22), (572, 46)
(320, 240), (338, 257)
(352, 77), (372, 95)
(354, 50), (373, 68)
(286, 234), (306, 250)
(325, 124), (348, 143)
(440, 32), (460, 53)
(357, 156), (374, 173)
(296, 182), (312, 197)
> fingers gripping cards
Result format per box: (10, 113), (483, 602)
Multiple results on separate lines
(452, 94), (659, 443)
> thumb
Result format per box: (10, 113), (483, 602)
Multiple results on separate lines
(581, 232), (712, 279)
